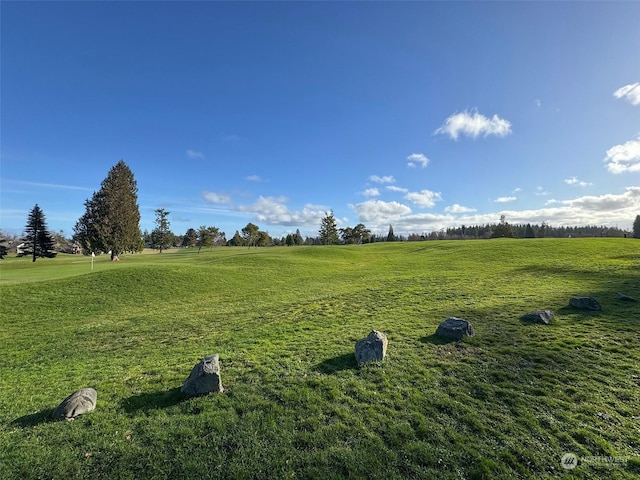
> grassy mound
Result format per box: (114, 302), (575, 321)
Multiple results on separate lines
(1, 239), (639, 479)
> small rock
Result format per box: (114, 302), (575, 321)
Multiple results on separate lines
(521, 310), (554, 324)
(569, 297), (601, 311)
(617, 293), (638, 302)
(436, 317), (475, 341)
(182, 354), (224, 396)
(355, 330), (388, 367)
(53, 388), (97, 421)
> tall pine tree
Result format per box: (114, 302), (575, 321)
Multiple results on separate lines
(319, 211), (339, 245)
(23, 204), (57, 262)
(633, 215), (640, 239)
(74, 160), (142, 260)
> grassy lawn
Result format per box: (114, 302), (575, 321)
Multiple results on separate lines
(1, 239), (639, 479)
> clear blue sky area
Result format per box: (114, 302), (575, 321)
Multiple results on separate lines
(1, 1), (639, 238)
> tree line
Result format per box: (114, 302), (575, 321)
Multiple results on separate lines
(2, 161), (639, 260)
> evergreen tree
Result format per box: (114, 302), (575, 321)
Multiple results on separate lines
(387, 224), (396, 242)
(230, 230), (244, 246)
(241, 223), (260, 248)
(633, 215), (640, 239)
(22, 204), (57, 262)
(492, 215), (515, 238)
(524, 224), (535, 238)
(294, 229), (304, 246)
(196, 225), (213, 253)
(319, 211), (339, 245)
(74, 160), (142, 260)
(151, 208), (172, 253)
(182, 228), (198, 247)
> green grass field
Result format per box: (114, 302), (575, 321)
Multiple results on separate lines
(1, 239), (639, 479)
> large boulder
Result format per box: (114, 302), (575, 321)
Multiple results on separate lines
(521, 310), (554, 325)
(181, 354), (224, 396)
(436, 317), (474, 341)
(52, 387), (97, 421)
(355, 330), (388, 367)
(569, 297), (601, 311)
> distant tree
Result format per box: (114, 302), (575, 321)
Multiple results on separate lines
(242, 223), (260, 248)
(294, 229), (304, 246)
(151, 208), (172, 253)
(0, 233), (10, 259)
(634, 215), (640, 238)
(74, 160), (142, 260)
(256, 230), (272, 247)
(538, 222), (547, 239)
(230, 230), (244, 246)
(22, 204), (57, 262)
(319, 211), (339, 245)
(524, 224), (535, 238)
(196, 225), (220, 253)
(492, 215), (515, 238)
(387, 225), (396, 242)
(182, 228), (198, 248)
(340, 223), (370, 244)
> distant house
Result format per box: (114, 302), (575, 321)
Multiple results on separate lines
(15, 243), (26, 256)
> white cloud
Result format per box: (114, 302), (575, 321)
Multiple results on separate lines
(10, 180), (93, 191)
(407, 153), (429, 168)
(237, 196), (327, 226)
(246, 175), (267, 182)
(435, 110), (512, 140)
(202, 191), (232, 204)
(362, 188), (380, 197)
(513, 187), (522, 193)
(536, 186), (550, 196)
(444, 204), (477, 214)
(186, 149), (205, 159)
(353, 200), (412, 222)
(346, 186), (640, 236)
(613, 82), (640, 106)
(605, 136), (640, 173)
(386, 186), (409, 193)
(369, 175), (395, 184)
(495, 196), (516, 203)
(564, 176), (592, 187)
(350, 187), (640, 236)
(560, 187), (640, 212)
(404, 189), (442, 208)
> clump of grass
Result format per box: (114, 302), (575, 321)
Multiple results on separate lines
(1, 239), (639, 479)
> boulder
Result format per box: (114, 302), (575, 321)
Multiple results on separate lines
(436, 317), (474, 341)
(52, 387), (97, 421)
(521, 310), (554, 324)
(617, 292), (638, 302)
(569, 297), (601, 311)
(181, 354), (224, 396)
(355, 330), (388, 366)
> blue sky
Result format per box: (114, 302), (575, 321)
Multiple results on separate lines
(2, 1), (639, 239)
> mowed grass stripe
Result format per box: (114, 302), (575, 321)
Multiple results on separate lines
(1, 239), (639, 479)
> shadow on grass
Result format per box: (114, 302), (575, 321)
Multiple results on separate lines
(121, 387), (187, 414)
(419, 334), (458, 345)
(314, 353), (357, 374)
(11, 408), (55, 427)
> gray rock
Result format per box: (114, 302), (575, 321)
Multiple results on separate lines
(436, 317), (475, 341)
(52, 387), (97, 421)
(355, 330), (388, 367)
(521, 310), (554, 324)
(569, 297), (601, 311)
(617, 292), (638, 302)
(181, 354), (224, 396)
